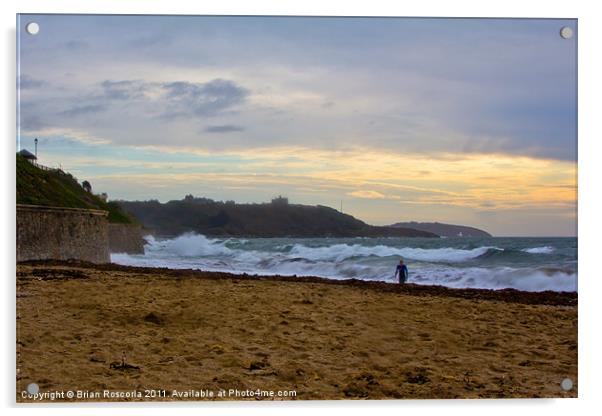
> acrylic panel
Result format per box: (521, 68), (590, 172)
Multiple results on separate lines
(16, 14), (577, 402)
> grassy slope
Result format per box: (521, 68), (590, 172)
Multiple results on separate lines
(16, 155), (134, 224)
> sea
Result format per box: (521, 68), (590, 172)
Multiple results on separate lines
(111, 234), (577, 293)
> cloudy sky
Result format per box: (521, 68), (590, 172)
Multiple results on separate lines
(17, 15), (577, 236)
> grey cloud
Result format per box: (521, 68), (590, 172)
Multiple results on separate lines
(130, 33), (172, 48)
(65, 40), (88, 50)
(17, 16), (575, 161)
(204, 124), (245, 133)
(18, 74), (45, 90)
(24, 77), (251, 136)
(101, 80), (147, 100)
(20, 113), (48, 131)
(19, 101), (49, 131)
(60, 104), (106, 117)
(162, 79), (248, 118)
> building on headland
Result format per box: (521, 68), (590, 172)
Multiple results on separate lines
(17, 149), (37, 163)
(271, 195), (289, 206)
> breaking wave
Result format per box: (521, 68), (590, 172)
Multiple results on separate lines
(522, 246), (555, 254)
(287, 243), (502, 263)
(110, 233), (577, 293)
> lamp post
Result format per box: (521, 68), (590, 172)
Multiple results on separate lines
(34, 138), (38, 159)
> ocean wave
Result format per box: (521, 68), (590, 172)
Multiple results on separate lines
(411, 266), (576, 292)
(521, 246), (555, 254)
(108, 234), (577, 293)
(112, 249), (577, 293)
(289, 243), (501, 263)
(144, 234), (504, 264)
(143, 233), (234, 257)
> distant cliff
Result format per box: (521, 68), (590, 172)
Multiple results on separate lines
(390, 222), (492, 238)
(117, 197), (438, 238)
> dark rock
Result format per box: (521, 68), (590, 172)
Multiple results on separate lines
(144, 312), (164, 325)
(343, 383), (369, 398)
(405, 369), (430, 384)
(109, 361), (140, 371)
(249, 360), (268, 370)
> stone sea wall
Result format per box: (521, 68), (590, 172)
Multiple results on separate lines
(108, 223), (146, 254)
(17, 204), (110, 263)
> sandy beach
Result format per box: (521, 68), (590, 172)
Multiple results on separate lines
(16, 261), (577, 401)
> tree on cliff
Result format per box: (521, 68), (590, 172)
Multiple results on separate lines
(82, 180), (92, 193)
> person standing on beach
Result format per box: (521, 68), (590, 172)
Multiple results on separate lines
(395, 259), (409, 284)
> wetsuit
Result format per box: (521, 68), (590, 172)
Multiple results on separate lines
(396, 264), (408, 284)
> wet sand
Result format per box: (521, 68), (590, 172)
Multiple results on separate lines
(16, 261), (577, 401)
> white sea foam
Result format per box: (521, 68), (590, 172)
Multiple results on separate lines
(109, 233), (576, 293)
(288, 243), (501, 263)
(144, 233), (233, 257)
(521, 246), (555, 254)
(410, 266), (576, 292)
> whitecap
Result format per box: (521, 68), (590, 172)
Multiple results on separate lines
(522, 246), (555, 254)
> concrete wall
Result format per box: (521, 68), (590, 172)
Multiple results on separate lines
(108, 223), (146, 254)
(17, 204), (109, 263)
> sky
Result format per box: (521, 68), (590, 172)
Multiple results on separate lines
(16, 15), (577, 236)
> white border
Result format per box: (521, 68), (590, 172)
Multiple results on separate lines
(2, 1), (600, 415)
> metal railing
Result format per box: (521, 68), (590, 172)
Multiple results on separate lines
(31, 161), (61, 172)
